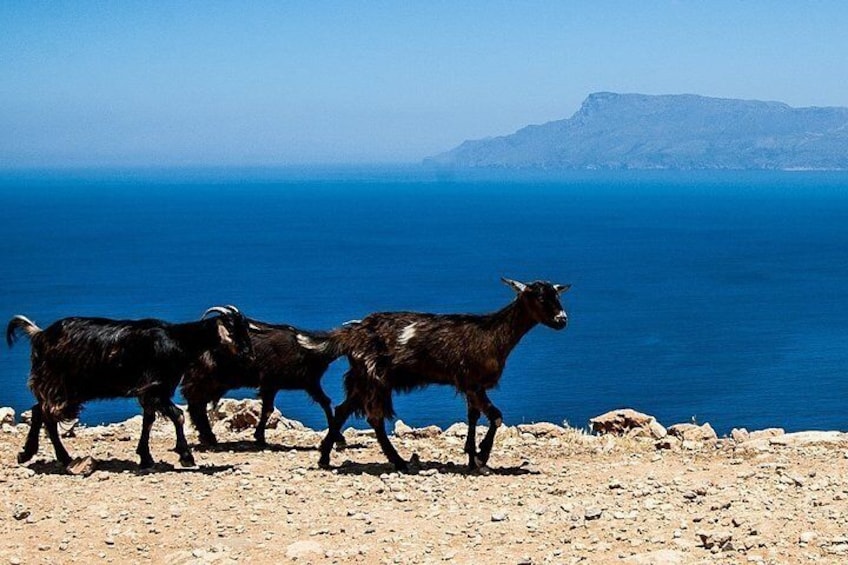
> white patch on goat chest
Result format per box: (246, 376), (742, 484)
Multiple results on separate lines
(397, 323), (418, 345)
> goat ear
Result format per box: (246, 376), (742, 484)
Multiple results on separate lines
(501, 277), (527, 294)
(217, 320), (234, 345)
(554, 284), (571, 295)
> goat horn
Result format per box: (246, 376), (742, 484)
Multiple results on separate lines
(223, 304), (240, 314)
(202, 306), (233, 319)
(501, 277), (527, 293)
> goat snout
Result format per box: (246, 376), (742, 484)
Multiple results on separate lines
(553, 311), (568, 328)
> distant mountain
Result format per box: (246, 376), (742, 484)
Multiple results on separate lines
(426, 92), (848, 170)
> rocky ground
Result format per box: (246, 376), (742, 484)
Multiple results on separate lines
(1, 402), (848, 564)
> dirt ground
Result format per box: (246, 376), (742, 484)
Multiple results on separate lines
(2, 410), (848, 565)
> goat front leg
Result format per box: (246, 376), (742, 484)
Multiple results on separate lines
(319, 396), (359, 467)
(254, 387), (278, 445)
(161, 402), (196, 467)
(464, 401), (482, 470)
(187, 401), (217, 447)
(307, 383), (346, 449)
(136, 405), (157, 469)
(17, 404), (43, 464)
(471, 390), (503, 467)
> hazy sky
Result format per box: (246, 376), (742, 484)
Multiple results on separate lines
(3, 2), (848, 166)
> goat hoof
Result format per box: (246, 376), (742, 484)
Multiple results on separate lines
(179, 454), (196, 468)
(198, 436), (218, 447)
(17, 451), (34, 464)
(139, 457), (155, 469)
(473, 464), (493, 476)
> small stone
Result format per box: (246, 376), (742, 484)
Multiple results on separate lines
(584, 507), (603, 520)
(67, 456), (96, 476)
(799, 531), (818, 544)
(13, 506), (30, 521)
(491, 512), (508, 522)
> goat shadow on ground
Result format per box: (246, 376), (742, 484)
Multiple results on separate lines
(25, 458), (234, 476)
(329, 459), (539, 477)
(194, 440), (367, 454)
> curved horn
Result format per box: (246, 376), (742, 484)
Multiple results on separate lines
(202, 306), (233, 319)
(223, 304), (240, 314)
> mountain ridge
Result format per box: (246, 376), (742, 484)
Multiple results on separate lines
(427, 92), (848, 170)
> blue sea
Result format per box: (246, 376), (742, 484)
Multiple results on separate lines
(1, 166), (847, 435)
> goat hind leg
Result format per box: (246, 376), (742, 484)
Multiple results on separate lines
(44, 416), (72, 467)
(369, 416), (408, 472)
(17, 404), (43, 464)
(162, 402), (195, 467)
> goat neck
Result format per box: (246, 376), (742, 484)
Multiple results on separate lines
(489, 297), (539, 357)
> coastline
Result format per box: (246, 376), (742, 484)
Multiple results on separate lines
(2, 402), (847, 564)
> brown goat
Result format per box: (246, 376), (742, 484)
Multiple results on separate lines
(318, 277), (570, 472)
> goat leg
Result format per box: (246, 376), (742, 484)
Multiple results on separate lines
(307, 384), (346, 449)
(17, 404), (43, 464)
(464, 403), (482, 470)
(187, 401), (217, 447)
(368, 416), (408, 472)
(43, 415), (72, 467)
(477, 402), (504, 467)
(254, 388), (278, 445)
(162, 402), (195, 467)
(136, 407), (156, 469)
(318, 397), (357, 467)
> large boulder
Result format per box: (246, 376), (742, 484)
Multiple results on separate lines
(589, 409), (667, 439)
(667, 422), (718, 442)
(516, 422), (568, 438)
(209, 399), (306, 432)
(393, 420), (442, 439)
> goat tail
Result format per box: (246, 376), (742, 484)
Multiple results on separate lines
(295, 324), (359, 361)
(6, 315), (42, 348)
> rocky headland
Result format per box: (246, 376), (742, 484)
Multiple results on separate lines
(1, 401), (847, 564)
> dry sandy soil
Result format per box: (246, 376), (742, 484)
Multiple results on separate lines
(2, 406), (848, 565)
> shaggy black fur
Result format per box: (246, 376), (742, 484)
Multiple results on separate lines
(7, 307), (253, 469)
(318, 278), (570, 472)
(181, 319), (346, 446)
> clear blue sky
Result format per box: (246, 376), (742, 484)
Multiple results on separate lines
(3, 1), (848, 166)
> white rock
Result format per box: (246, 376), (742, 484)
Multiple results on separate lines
(0, 407), (15, 426)
(285, 540), (323, 559)
(444, 423), (468, 437)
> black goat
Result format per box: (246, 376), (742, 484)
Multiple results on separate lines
(181, 319), (345, 447)
(318, 277), (570, 472)
(6, 305), (253, 469)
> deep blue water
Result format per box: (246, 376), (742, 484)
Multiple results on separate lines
(2, 166), (847, 435)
